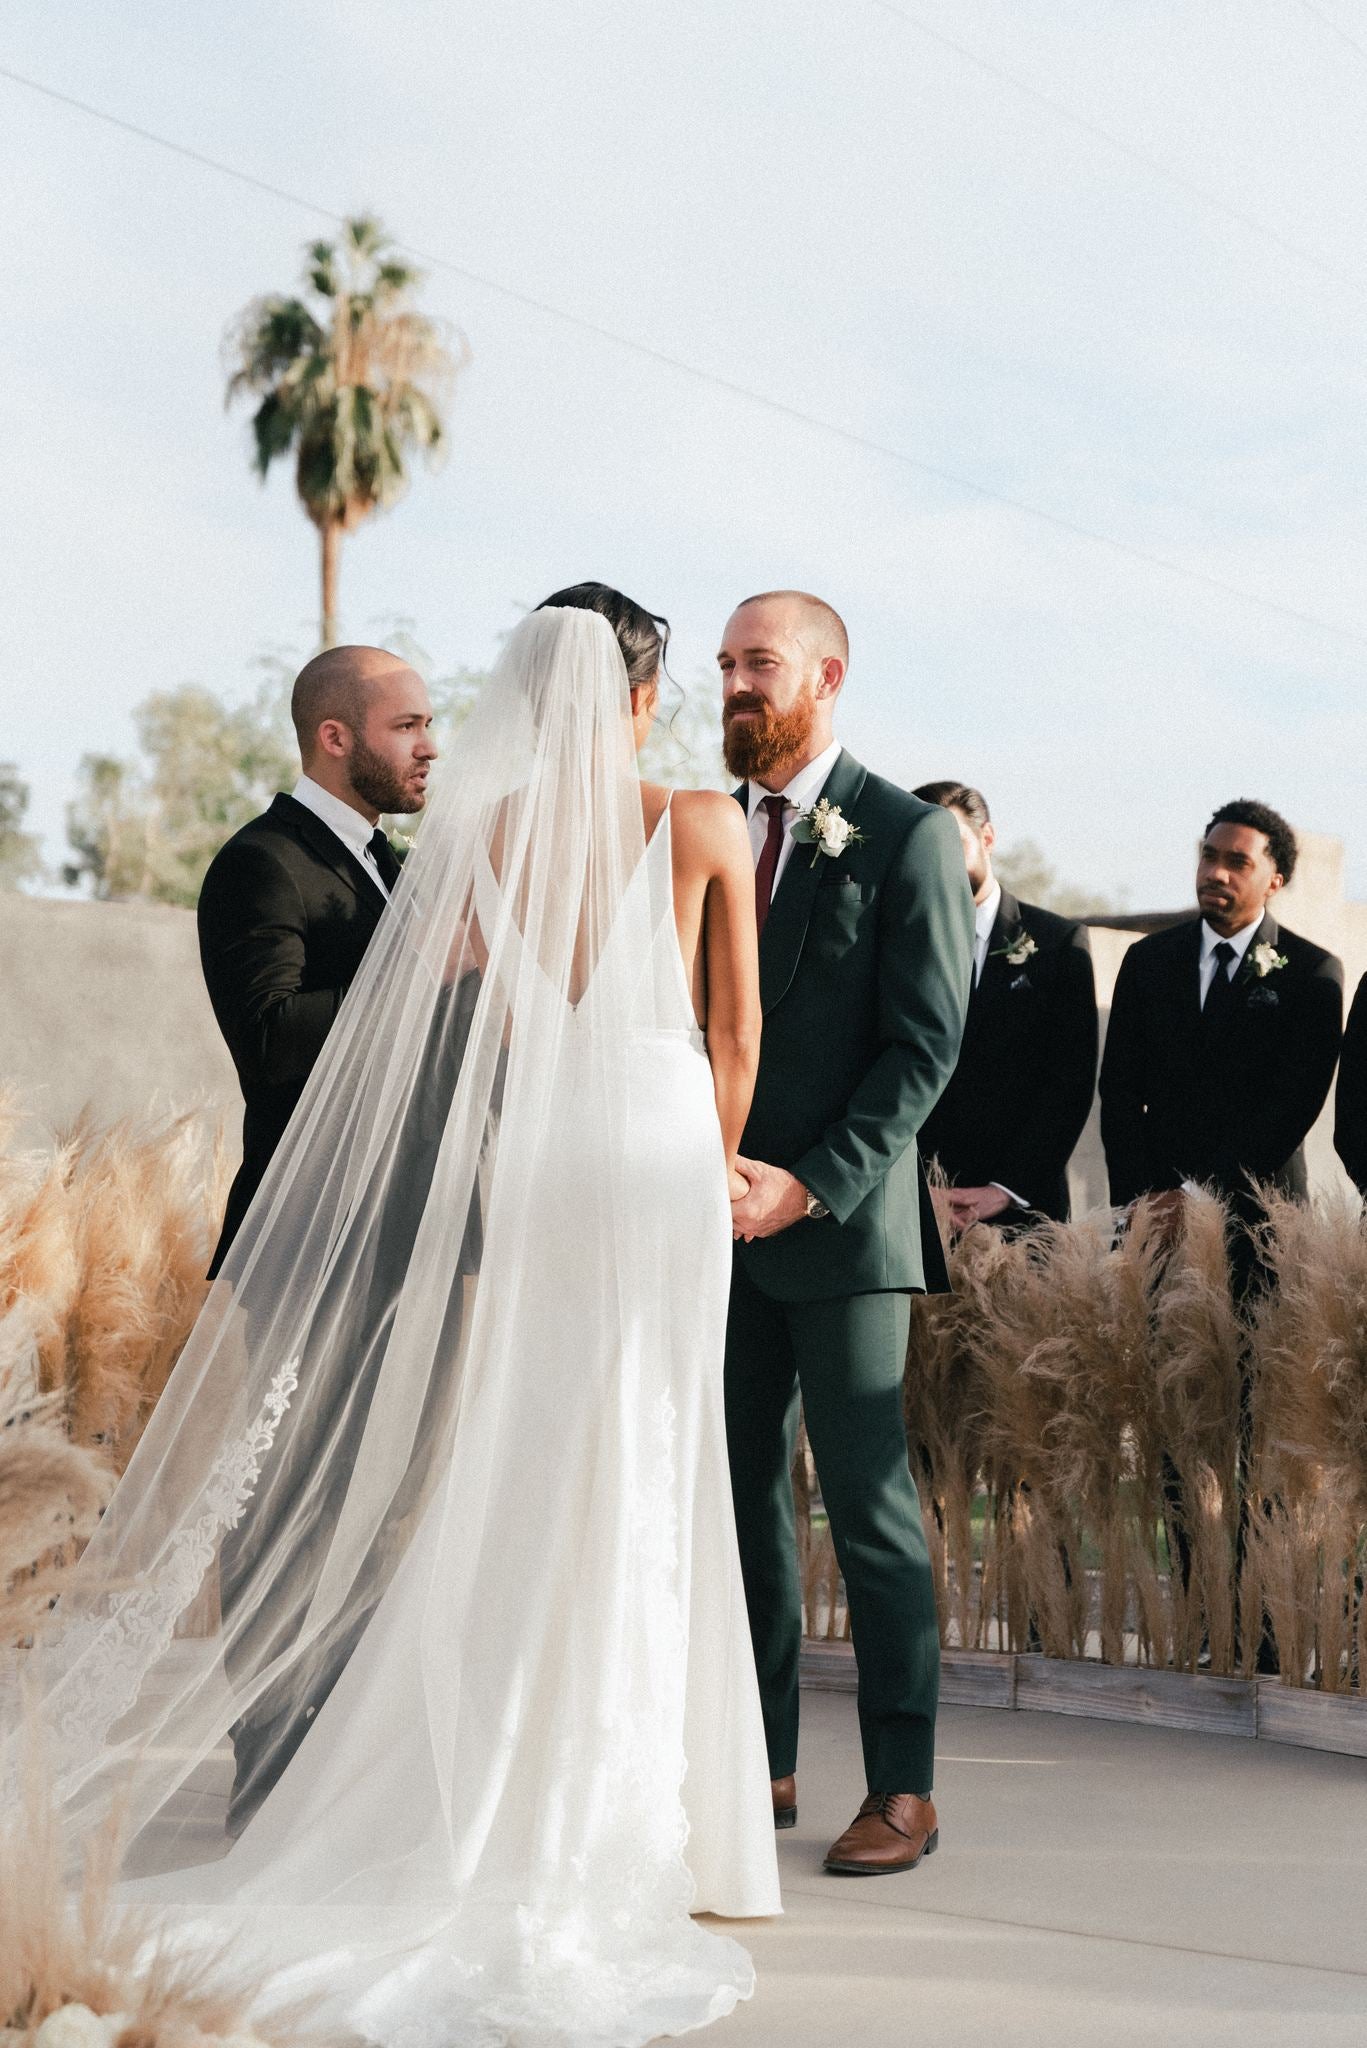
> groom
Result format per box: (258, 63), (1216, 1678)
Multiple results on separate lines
(722, 591), (973, 1876)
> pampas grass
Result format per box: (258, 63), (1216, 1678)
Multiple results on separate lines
(790, 1187), (1367, 1692)
(0, 1719), (310, 2047)
(0, 1103), (229, 1473)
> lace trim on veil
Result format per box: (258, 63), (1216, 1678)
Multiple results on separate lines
(43, 1359), (301, 1784)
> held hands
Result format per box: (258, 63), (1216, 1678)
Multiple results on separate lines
(945, 1184), (1015, 1233)
(730, 1157), (810, 1241)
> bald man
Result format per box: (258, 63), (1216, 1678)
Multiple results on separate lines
(198, 645), (437, 1277)
(720, 590), (973, 1876)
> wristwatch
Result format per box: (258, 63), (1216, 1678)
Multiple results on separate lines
(803, 1186), (830, 1221)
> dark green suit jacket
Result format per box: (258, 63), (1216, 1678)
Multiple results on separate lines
(736, 750), (973, 1302)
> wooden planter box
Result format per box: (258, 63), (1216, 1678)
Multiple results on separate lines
(799, 1641), (1367, 1757)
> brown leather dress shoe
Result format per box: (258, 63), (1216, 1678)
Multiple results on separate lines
(771, 1774), (797, 1830)
(823, 1792), (938, 1874)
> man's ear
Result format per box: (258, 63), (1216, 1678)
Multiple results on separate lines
(817, 655), (845, 699)
(1267, 870), (1286, 897)
(982, 821), (997, 858)
(316, 718), (351, 760)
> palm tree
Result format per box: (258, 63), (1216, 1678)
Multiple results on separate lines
(225, 215), (467, 647)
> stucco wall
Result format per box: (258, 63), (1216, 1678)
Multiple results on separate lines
(0, 892), (238, 1139)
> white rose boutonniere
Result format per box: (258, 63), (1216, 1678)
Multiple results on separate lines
(1249, 942), (1288, 979)
(991, 927), (1038, 969)
(791, 798), (866, 867)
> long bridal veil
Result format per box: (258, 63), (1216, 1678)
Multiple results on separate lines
(6, 605), (770, 2041)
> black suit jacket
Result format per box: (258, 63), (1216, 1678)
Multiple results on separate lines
(1334, 971), (1367, 1196)
(1099, 912), (1343, 1209)
(919, 889), (1098, 1222)
(198, 793), (389, 1276)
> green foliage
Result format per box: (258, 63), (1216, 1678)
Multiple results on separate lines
(995, 836), (1127, 921)
(64, 669), (297, 908)
(224, 214), (467, 643)
(0, 763), (43, 891)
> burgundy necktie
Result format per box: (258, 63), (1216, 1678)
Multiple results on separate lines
(754, 794), (787, 937)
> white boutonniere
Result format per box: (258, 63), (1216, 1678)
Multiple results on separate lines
(1249, 941), (1288, 979)
(792, 797), (866, 867)
(991, 927), (1038, 969)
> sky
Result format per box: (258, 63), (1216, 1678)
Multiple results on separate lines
(4, 0), (1367, 908)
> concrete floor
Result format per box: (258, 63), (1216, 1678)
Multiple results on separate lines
(704, 1693), (1367, 2048)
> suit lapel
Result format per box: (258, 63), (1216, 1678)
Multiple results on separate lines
(271, 793), (384, 921)
(758, 750), (866, 1014)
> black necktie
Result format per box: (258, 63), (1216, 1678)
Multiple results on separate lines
(1202, 939), (1238, 1023)
(367, 828), (402, 893)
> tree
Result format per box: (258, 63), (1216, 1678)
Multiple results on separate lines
(224, 216), (468, 648)
(0, 763), (43, 890)
(994, 836), (1127, 921)
(64, 671), (297, 907)
(64, 756), (150, 900)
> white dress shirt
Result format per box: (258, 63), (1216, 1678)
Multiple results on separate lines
(745, 738), (844, 902)
(1198, 915), (1260, 1008)
(291, 774), (390, 899)
(973, 881), (1003, 989)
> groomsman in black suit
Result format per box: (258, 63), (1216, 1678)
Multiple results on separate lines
(1334, 974), (1367, 1197)
(1100, 800), (1342, 1244)
(913, 783), (1098, 1228)
(198, 643), (437, 1829)
(198, 644), (437, 1277)
(1100, 799), (1342, 1668)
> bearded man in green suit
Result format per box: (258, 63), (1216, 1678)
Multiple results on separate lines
(722, 591), (973, 1877)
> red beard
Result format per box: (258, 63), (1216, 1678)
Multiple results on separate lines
(722, 687), (817, 781)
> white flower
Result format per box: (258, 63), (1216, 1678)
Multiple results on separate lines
(1250, 942), (1287, 978)
(792, 798), (866, 865)
(34, 2006), (128, 2048)
(992, 928), (1038, 969)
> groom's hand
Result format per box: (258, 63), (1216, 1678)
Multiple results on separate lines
(731, 1158), (809, 1241)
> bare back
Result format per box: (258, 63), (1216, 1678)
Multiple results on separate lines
(639, 783), (752, 1028)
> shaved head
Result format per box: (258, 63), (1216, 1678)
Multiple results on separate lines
(291, 644), (437, 820)
(734, 590), (849, 668)
(291, 644), (416, 754)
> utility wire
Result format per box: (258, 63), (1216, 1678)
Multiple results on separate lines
(863, 0), (1367, 296)
(3, 59), (1366, 653)
(1291, 0), (1367, 66)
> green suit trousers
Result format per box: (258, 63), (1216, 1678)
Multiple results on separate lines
(724, 1261), (939, 1795)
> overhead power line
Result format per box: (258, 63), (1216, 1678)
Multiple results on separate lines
(3, 59), (1366, 653)
(1293, 0), (1367, 67)
(863, 0), (1367, 297)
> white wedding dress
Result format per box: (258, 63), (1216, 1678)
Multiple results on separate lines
(11, 612), (779, 2047)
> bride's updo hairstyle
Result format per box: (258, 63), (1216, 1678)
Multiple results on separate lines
(537, 582), (670, 691)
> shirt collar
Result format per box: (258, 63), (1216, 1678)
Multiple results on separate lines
(292, 774), (378, 861)
(1200, 915), (1262, 965)
(974, 881), (1003, 948)
(746, 738), (843, 819)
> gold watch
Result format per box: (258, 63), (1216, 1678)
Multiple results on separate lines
(804, 1187), (830, 1221)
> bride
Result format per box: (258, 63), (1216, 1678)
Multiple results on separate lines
(10, 587), (780, 2045)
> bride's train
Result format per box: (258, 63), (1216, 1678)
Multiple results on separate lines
(11, 610), (778, 2047)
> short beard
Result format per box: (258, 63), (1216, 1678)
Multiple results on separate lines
(722, 685), (818, 782)
(348, 737), (424, 816)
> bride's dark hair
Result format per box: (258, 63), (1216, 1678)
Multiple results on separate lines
(537, 582), (670, 689)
